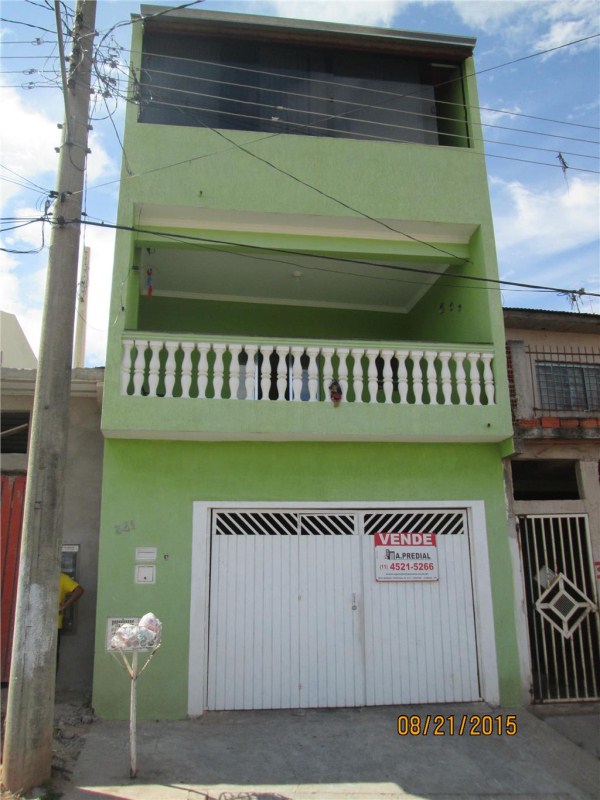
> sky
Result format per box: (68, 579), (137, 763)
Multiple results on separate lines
(1, 0), (599, 367)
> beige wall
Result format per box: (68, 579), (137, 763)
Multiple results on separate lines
(1, 368), (104, 693)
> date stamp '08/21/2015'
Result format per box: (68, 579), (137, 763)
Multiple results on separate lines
(397, 714), (518, 736)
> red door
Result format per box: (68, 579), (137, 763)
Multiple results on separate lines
(1, 474), (26, 682)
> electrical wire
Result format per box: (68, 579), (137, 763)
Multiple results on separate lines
(66, 217), (600, 298)
(141, 98), (600, 175)
(137, 78), (599, 161)
(136, 54), (600, 145)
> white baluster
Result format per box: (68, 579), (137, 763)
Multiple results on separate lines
(336, 348), (349, 400)
(467, 352), (482, 405)
(243, 344), (258, 400)
(481, 353), (495, 405)
(410, 350), (424, 405)
(424, 351), (439, 405)
(291, 346), (304, 401)
(228, 344), (242, 400)
(261, 346), (273, 400)
(147, 340), (161, 397)
(454, 352), (467, 405)
(396, 349), (409, 404)
(322, 347), (335, 399)
(439, 351), (452, 405)
(306, 347), (320, 401)
(181, 342), (195, 398)
(212, 343), (226, 399)
(132, 341), (146, 397)
(164, 342), (178, 398)
(121, 339), (134, 395)
(276, 345), (289, 400)
(197, 343), (209, 399)
(351, 348), (364, 404)
(366, 349), (380, 404)
(381, 349), (394, 404)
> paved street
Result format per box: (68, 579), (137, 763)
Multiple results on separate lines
(57, 702), (599, 800)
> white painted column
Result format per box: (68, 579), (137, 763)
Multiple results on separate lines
(467, 352), (482, 406)
(197, 343), (210, 400)
(381, 349), (395, 404)
(424, 351), (439, 405)
(276, 345), (289, 401)
(163, 342), (178, 398)
(180, 342), (195, 398)
(439, 351), (452, 405)
(132, 341), (146, 397)
(481, 353), (495, 405)
(228, 344), (242, 400)
(366, 349), (380, 404)
(410, 350), (424, 405)
(322, 347), (335, 397)
(147, 341), (161, 397)
(351, 348), (364, 404)
(397, 350), (409, 404)
(212, 344), (226, 400)
(121, 339), (134, 395)
(306, 347), (320, 401)
(244, 345), (258, 400)
(261, 347), (273, 400)
(454, 352), (467, 405)
(336, 348), (349, 401)
(291, 346), (304, 401)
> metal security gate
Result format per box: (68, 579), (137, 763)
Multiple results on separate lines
(518, 514), (600, 702)
(206, 508), (480, 710)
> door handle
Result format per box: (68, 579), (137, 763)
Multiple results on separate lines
(352, 593), (357, 611)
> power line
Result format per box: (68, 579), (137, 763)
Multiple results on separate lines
(136, 54), (600, 144)
(142, 98), (600, 175)
(137, 78), (599, 161)
(67, 216), (600, 298)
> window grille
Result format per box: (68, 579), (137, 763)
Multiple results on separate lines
(535, 362), (600, 411)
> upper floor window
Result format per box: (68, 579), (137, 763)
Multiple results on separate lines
(0, 411), (30, 454)
(139, 32), (470, 147)
(536, 362), (600, 411)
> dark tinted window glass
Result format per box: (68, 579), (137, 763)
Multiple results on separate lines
(1, 411), (30, 454)
(139, 33), (469, 146)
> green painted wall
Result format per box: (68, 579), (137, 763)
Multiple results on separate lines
(138, 295), (410, 340)
(93, 438), (521, 720)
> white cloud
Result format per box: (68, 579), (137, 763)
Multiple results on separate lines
(450, 1), (524, 30)
(491, 175), (600, 260)
(0, 250), (44, 356)
(78, 224), (116, 367)
(247, 0), (406, 27)
(451, 0), (599, 56)
(0, 86), (59, 209)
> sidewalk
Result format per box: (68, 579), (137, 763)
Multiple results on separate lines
(58, 702), (599, 800)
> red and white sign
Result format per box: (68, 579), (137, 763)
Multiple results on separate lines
(374, 532), (439, 582)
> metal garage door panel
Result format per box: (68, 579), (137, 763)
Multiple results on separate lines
(207, 512), (364, 711)
(361, 511), (480, 704)
(297, 526), (364, 708)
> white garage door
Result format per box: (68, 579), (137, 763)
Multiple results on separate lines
(206, 508), (480, 710)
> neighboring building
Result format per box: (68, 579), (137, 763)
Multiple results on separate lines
(1, 365), (104, 692)
(95, 7), (518, 719)
(0, 311), (37, 369)
(504, 308), (600, 704)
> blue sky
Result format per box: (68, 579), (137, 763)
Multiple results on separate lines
(1, 0), (598, 366)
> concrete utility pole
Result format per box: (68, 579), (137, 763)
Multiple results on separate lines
(2, 1), (97, 792)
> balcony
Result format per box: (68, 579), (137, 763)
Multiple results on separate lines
(103, 332), (510, 444)
(121, 333), (496, 404)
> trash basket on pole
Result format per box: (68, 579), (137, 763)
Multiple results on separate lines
(109, 613), (162, 778)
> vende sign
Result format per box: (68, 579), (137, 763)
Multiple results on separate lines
(374, 532), (439, 582)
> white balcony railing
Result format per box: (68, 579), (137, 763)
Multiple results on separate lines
(120, 336), (496, 406)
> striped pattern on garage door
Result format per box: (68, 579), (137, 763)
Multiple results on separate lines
(207, 509), (479, 710)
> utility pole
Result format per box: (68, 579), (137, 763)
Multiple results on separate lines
(2, 1), (97, 792)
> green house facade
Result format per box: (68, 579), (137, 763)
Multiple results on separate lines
(95, 7), (520, 718)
